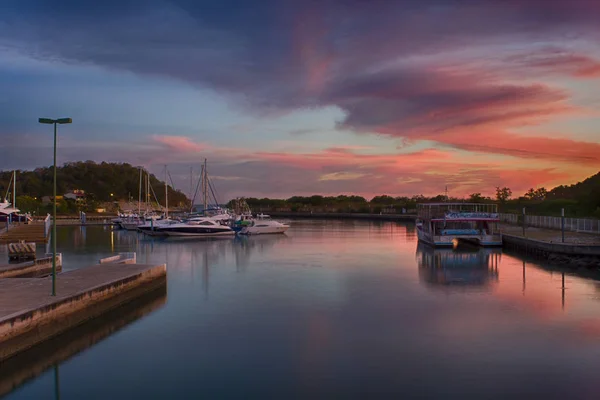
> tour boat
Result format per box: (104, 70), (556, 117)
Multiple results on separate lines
(238, 214), (289, 235)
(416, 203), (502, 247)
(158, 217), (235, 237)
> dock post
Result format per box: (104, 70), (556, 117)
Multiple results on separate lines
(522, 207), (526, 237)
(561, 208), (565, 243)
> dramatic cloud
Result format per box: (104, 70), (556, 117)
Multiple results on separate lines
(1, 0), (600, 197)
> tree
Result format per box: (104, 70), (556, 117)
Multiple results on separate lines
(469, 193), (484, 203)
(524, 187), (547, 201)
(495, 187), (512, 202)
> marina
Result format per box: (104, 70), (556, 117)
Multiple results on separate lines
(2, 221), (600, 398)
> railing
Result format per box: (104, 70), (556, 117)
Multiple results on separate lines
(499, 213), (600, 234)
(44, 214), (52, 238)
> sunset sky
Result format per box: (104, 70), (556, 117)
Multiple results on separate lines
(1, 0), (600, 200)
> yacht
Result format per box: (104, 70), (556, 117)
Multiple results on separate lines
(238, 214), (289, 235)
(138, 218), (179, 236)
(158, 217), (235, 237)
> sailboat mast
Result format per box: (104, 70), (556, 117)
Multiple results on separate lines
(164, 165), (169, 219)
(203, 159), (208, 215)
(146, 172), (150, 213)
(138, 168), (142, 216)
(12, 170), (16, 209)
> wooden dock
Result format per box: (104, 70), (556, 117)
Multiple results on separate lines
(0, 223), (47, 244)
(0, 263), (166, 362)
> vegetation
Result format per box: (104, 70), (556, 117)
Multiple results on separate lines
(230, 171), (600, 218)
(0, 161), (189, 215)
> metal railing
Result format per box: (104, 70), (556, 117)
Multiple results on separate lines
(499, 213), (600, 234)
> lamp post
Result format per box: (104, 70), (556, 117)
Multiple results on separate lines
(39, 117), (72, 296)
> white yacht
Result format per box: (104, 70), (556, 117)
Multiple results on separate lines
(239, 214), (289, 235)
(158, 217), (235, 237)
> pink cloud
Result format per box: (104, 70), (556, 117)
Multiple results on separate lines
(152, 135), (206, 153)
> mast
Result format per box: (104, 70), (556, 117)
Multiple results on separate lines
(189, 166), (193, 207)
(164, 165), (169, 219)
(146, 172), (150, 213)
(203, 159), (208, 215)
(138, 167), (142, 216)
(12, 170), (16, 208)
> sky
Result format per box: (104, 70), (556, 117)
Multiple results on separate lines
(1, 0), (600, 200)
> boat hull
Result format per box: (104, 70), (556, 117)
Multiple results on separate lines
(163, 231), (235, 237)
(239, 226), (289, 235)
(417, 228), (502, 247)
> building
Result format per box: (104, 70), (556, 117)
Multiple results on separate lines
(64, 189), (86, 203)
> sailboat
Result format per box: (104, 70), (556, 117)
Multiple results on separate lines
(138, 165), (178, 235)
(1, 171), (28, 222)
(120, 167), (146, 230)
(157, 160), (234, 238)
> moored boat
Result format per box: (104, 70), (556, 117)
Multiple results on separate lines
(416, 203), (502, 247)
(238, 214), (289, 235)
(158, 217), (235, 237)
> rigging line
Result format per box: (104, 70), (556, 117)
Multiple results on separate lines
(4, 171), (14, 202)
(208, 178), (218, 206)
(190, 173), (202, 212)
(149, 178), (163, 211)
(167, 171), (176, 192)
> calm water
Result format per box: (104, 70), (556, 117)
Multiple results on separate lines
(3, 220), (600, 399)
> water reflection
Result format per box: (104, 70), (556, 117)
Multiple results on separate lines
(416, 243), (500, 290)
(0, 286), (166, 398)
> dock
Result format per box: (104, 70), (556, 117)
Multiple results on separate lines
(0, 286), (166, 397)
(0, 223), (47, 244)
(0, 255), (63, 279)
(500, 224), (600, 267)
(0, 262), (166, 362)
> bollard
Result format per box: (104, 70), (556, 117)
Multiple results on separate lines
(561, 208), (565, 243)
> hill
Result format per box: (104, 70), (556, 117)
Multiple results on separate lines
(0, 161), (189, 214)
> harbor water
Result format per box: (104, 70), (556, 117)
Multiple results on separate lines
(3, 219), (600, 399)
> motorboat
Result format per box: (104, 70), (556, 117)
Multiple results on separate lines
(238, 215), (289, 235)
(158, 217), (235, 237)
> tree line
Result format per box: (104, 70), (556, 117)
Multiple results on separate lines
(0, 161), (189, 215)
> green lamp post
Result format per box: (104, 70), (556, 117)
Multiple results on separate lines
(38, 117), (72, 296)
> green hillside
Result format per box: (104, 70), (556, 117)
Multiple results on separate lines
(0, 161), (189, 214)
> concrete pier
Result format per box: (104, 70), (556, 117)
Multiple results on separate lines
(0, 255), (63, 279)
(0, 286), (166, 397)
(0, 262), (166, 362)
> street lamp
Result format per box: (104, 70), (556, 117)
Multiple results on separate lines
(39, 117), (72, 296)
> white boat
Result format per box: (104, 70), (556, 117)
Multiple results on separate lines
(239, 215), (289, 235)
(416, 203), (502, 247)
(158, 217), (235, 237)
(138, 218), (178, 236)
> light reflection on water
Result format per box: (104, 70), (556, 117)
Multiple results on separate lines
(3, 220), (600, 399)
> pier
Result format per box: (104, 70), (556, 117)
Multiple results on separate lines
(0, 255), (63, 279)
(500, 224), (600, 266)
(0, 262), (166, 362)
